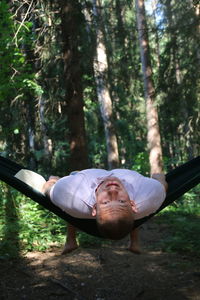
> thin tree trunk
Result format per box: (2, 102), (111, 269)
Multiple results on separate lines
(189, 0), (200, 60)
(38, 95), (52, 172)
(16, 1), (37, 168)
(135, 0), (163, 174)
(2, 184), (20, 257)
(115, 0), (130, 91)
(92, 0), (119, 169)
(151, 0), (160, 69)
(26, 95), (36, 169)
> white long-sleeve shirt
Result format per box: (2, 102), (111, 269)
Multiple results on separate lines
(50, 169), (166, 220)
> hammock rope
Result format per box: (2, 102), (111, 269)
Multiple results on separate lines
(0, 155), (199, 237)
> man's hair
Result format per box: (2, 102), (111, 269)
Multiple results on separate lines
(96, 214), (134, 240)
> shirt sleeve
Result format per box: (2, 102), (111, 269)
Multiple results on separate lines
(49, 175), (74, 212)
(49, 173), (94, 218)
(134, 176), (166, 220)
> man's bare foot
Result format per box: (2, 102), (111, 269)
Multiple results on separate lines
(127, 245), (142, 254)
(61, 242), (79, 255)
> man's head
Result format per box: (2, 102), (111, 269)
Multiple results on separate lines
(92, 177), (137, 240)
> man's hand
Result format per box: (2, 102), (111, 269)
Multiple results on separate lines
(151, 173), (168, 191)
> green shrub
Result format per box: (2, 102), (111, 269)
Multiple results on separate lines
(156, 187), (200, 257)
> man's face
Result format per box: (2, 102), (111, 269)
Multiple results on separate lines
(92, 177), (137, 218)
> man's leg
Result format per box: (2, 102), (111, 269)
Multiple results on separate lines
(42, 176), (78, 254)
(62, 224), (79, 254)
(128, 228), (141, 254)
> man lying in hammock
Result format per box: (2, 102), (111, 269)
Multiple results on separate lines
(42, 169), (168, 254)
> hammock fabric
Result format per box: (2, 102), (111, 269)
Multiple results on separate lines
(0, 155), (199, 237)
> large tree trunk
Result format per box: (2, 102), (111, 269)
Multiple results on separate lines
(59, 0), (88, 172)
(135, 0), (163, 174)
(92, 0), (119, 169)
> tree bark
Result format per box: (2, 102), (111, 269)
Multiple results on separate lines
(151, 0), (160, 69)
(135, 0), (163, 174)
(59, 0), (88, 172)
(115, 0), (130, 91)
(38, 95), (52, 172)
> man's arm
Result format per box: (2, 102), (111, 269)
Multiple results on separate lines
(42, 175), (79, 255)
(151, 173), (168, 191)
(42, 176), (60, 197)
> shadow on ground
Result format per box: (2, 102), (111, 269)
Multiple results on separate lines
(0, 220), (200, 300)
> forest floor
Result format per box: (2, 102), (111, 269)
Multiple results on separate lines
(0, 218), (200, 300)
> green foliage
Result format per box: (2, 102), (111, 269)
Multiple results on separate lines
(0, 183), (66, 258)
(131, 152), (150, 175)
(157, 1), (199, 161)
(156, 186), (200, 257)
(18, 201), (66, 252)
(0, 1), (35, 102)
(0, 0), (45, 165)
(23, 79), (44, 96)
(0, 2), (20, 100)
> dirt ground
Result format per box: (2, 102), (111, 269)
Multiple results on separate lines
(0, 219), (200, 300)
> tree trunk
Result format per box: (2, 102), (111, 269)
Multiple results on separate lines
(115, 0), (130, 91)
(92, 0), (119, 169)
(38, 95), (52, 172)
(59, 0), (88, 172)
(135, 0), (163, 174)
(15, 1), (37, 168)
(151, 0), (160, 69)
(194, 2), (200, 67)
(2, 184), (20, 257)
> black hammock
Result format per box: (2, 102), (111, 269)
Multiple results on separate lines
(0, 155), (199, 238)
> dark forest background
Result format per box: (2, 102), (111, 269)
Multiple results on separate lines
(0, 0), (199, 257)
